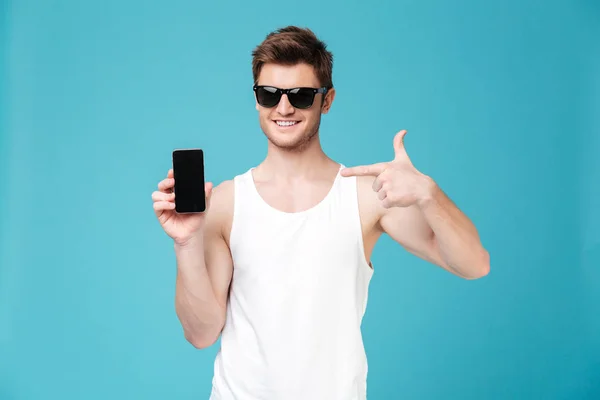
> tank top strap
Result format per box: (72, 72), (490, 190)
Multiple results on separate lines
(230, 169), (258, 250)
(330, 165), (359, 216)
(232, 168), (254, 213)
(333, 171), (373, 270)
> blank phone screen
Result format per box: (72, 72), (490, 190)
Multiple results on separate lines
(172, 149), (206, 213)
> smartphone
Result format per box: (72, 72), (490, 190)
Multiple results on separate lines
(172, 149), (206, 213)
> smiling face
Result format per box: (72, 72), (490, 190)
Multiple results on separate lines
(255, 63), (335, 152)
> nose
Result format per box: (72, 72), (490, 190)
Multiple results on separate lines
(276, 94), (295, 115)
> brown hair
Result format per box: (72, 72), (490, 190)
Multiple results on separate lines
(251, 26), (334, 89)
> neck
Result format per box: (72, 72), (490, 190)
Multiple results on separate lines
(259, 135), (336, 180)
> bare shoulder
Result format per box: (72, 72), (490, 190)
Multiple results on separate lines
(211, 179), (235, 207)
(205, 179), (235, 244)
(356, 175), (384, 229)
(354, 175), (384, 254)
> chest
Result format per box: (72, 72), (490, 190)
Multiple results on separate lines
(254, 180), (335, 214)
(229, 204), (363, 283)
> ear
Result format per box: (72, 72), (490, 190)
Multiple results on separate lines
(321, 87), (335, 114)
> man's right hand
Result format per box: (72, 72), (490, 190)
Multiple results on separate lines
(152, 168), (214, 246)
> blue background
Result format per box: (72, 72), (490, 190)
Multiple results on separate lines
(1, 0), (599, 399)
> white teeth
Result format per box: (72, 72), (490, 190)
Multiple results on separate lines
(276, 121), (298, 127)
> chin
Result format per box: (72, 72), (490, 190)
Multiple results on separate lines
(260, 117), (321, 151)
(267, 133), (306, 149)
(265, 130), (317, 152)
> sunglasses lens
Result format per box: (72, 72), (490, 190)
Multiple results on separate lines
(255, 87), (320, 109)
(256, 87), (280, 108)
(288, 88), (315, 109)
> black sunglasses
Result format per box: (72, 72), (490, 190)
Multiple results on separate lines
(253, 85), (328, 109)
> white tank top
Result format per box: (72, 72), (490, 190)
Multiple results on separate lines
(210, 165), (374, 400)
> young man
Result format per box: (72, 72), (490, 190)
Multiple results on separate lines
(152, 26), (489, 400)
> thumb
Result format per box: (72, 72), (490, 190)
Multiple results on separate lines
(204, 182), (214, 210)
(393, 130), (408, 160)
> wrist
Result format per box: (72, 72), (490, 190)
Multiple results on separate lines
(416, 175), (437, 208)
(174, 233), (203, 251)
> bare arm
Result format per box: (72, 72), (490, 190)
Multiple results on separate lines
(174, 180), (234, 348)
(377, 179), (490, 279)
(346, 131), (489, 280)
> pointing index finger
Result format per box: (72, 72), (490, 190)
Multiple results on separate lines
(341, 163), (387, 177)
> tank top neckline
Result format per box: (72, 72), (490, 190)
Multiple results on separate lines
(246, 164), (345, 217)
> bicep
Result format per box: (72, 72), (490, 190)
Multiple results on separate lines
(379, 205), (446, 267)
(202, 182), (234, 313)
(203, 232), (232, 312)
